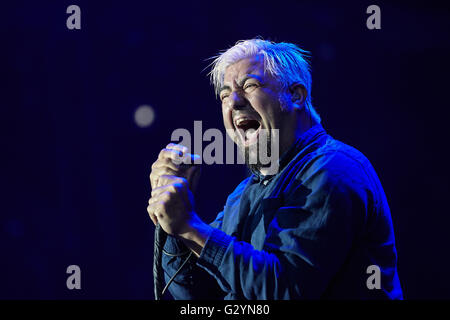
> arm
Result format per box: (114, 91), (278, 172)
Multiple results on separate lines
(185, 154), (370, 299)
(161, 212), (225, 300)
(148, 145), (368, 299)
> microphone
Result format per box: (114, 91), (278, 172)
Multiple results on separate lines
(152, 151), (199, 300)
(153, 222), (167, 300)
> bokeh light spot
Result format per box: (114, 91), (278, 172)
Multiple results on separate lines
(134, 105), (155, 128)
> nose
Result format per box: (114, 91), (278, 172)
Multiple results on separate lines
(229, 91), (247, 111)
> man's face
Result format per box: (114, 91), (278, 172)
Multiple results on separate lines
(219, 55), (296, 168)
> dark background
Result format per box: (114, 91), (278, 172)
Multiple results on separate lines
(1, 0), (449, 299)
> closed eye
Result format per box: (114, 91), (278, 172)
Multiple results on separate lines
(220, 93), (230, 101)
(244, 83), (257, 90)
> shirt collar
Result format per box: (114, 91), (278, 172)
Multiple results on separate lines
(251, 124), (326, 183)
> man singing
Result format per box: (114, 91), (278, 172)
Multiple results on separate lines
(147, 39), (403, 299)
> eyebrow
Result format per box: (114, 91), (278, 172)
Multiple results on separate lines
(238, 74), (263, 87)
(219, 84), (231, 94)
(219, 74), (263, 94)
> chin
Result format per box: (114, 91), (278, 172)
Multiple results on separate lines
(242, 133), (273, 171)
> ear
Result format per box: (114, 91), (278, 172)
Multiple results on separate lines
(289, 83), (307, 108)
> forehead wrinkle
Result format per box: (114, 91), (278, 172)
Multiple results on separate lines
(223, 58), (264, 89)
(237, 74), (264, 88)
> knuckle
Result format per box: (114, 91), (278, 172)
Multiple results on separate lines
(172, 159), (182, 166)
(161, 192), (170, 201)
(159, 149), (170, 159)
(165, 150), (178, 161)
(178, 177), (188, 186)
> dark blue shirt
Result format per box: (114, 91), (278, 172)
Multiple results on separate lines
(162, 124), (403, 299)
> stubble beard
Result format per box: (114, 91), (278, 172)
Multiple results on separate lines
(242, 130), (273, 173)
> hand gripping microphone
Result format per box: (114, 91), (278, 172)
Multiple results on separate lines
(152, 152), (198, 300)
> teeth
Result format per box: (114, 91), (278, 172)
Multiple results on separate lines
(235, 118), (252, 127)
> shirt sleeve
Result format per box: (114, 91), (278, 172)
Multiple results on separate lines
(161, 211), (226, 300)
(196, 151), (371, 299)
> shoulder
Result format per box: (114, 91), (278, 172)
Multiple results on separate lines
(300, 137), (379, 193)
(283, 136), (384, 217)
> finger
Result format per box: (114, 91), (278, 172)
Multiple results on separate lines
(154, 175), (173, 189)
(166, 146), (202, 169)
(181, 153), (201, 165)
(147, 204), (158, 225)
(161, 145), (198, 166)
(149, 192), (168, 206)
(148, 196), (157, 205)
(148, 189), (172, 204)
(158, 175), (186, 188)
(152, 157), (180, 172)
(167, 144), (200, 166)
(150, 162), (183, 189)
(147, 200), (166, 220)
(149, 211), (158, 225)
(166, 143), (188, 156)
(156, 174), (186, 189)
(158, 148), (185, 165)
(151, 185), (170, 197)
(150, 167), (179, 189)
(151, 182), (182, 197)
(151, 166), (178, 179)
(156, 176), (190, 205)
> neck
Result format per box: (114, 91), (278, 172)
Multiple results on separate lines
(258, 110), (317, 176)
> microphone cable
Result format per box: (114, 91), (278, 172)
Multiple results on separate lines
(153, 223), (193, 300)
(153, 223), (167, 300)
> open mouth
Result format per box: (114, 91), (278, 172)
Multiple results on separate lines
(234, 117), (261, 147)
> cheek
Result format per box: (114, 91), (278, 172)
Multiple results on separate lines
(222, 106), (233, 130)
(222, 106), (237, 142)
(248, 91), (281, 120)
